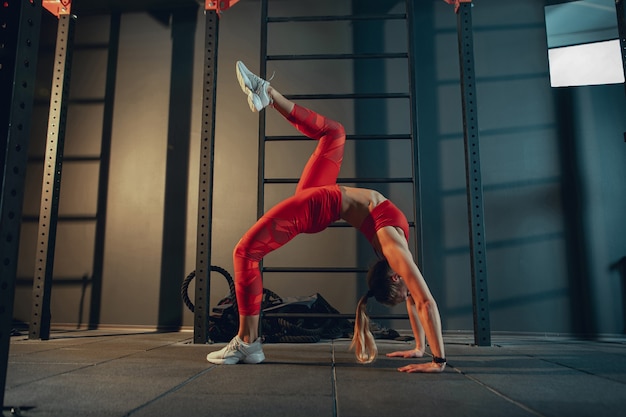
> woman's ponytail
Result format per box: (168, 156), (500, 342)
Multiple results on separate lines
(350, 292), (378, 364)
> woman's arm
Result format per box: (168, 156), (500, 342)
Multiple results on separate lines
(385, 297), (425, 358)
(377, 226), (446, 373)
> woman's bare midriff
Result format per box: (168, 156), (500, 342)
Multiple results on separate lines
(339, 186), (407, 255)
(339, 186), (386, 229)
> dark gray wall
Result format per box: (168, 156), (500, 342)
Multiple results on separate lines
(14, 0), (626, 336)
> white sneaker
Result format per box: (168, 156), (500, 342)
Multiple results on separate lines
(236, 61), (272, 112)
(206, 335), (265, 365)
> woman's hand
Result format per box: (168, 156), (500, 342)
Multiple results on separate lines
(397, 361), (446, 373)
(385, 348), (424, 358)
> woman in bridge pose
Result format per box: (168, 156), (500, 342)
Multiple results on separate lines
(206, 61), (446, 373)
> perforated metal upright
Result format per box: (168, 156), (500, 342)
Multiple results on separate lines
(1, 0), (43, 408)
(193, 2), (222, 344)
(454, 0), (491, 346)
(29, 9), (76, 341)
(257, 0), (421, 321)
(192, 0), (240, 344)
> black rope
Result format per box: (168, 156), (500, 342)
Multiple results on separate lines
(181, 268), (352, 343)
(181, 265), (235, 313)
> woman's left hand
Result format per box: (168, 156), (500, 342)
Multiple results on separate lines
(385, 349), (424, 358)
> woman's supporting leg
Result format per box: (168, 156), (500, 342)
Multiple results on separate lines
(206, 206), (299, 364)
(232, 194), (305, 341)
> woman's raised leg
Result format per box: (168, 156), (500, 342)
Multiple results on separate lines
(236, 61), (345, 191)
(268, 86), (346, 193)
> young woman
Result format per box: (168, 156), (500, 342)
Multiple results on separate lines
(206, 61), (446, 373)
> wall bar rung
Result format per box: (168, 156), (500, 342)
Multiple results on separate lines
(265, 134), (412, 141)
(284, 92), (409, 100)
(268, 13), (407, 23)
(263, 313), (408, 320)
(267, 52), (407, 61)
(263, 267), (368, 273)
(264, 177), (414, 184)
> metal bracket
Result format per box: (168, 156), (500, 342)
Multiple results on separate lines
(444, 0), (471, 14)
(205, 0), (239, 14)
(42, 0), (71, 18)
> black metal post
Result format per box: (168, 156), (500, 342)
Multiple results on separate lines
(406, 0), (425, 267)
(1, 0), (43, 408)
(194, 9), (219, 344)
(456, 2), (491, 346)
(258, 0), (268, 220)
(29, 13), (76, 340)
(616, 0), (626, 96)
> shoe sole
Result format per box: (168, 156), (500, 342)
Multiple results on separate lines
(206, 355), (240, 365)
(243, 352), (265, 364)
(237, 61), (264, 112)
(236, 61), (253, 95)
(247, 93), (261, 113)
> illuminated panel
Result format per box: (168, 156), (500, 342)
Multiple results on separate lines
(548, 39), (625, 87)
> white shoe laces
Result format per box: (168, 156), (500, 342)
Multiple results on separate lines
(226, 337), (243, 352)
(251, 71), (275, 95)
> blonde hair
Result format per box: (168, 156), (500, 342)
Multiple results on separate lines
(351, 292), (377, 363)
(351, 259), (405, 364)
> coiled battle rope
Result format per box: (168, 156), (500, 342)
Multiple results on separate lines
(181, 267), (349, 343)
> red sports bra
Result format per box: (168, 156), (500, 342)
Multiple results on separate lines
(358, 200), (409, 244)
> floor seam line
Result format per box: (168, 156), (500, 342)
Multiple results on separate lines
(451, 365), (547, 417)
(534, 356), (626, 386)
(123, 366), (216, 417)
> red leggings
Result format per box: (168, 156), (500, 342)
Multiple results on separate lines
(234, 104), (346, 315)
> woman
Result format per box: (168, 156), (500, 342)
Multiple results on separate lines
(207, 61), (446, 373)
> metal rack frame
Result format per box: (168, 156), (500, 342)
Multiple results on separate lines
(194, 0), (491, 346)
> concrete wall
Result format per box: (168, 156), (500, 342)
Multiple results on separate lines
(13, 0), (626, 336)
